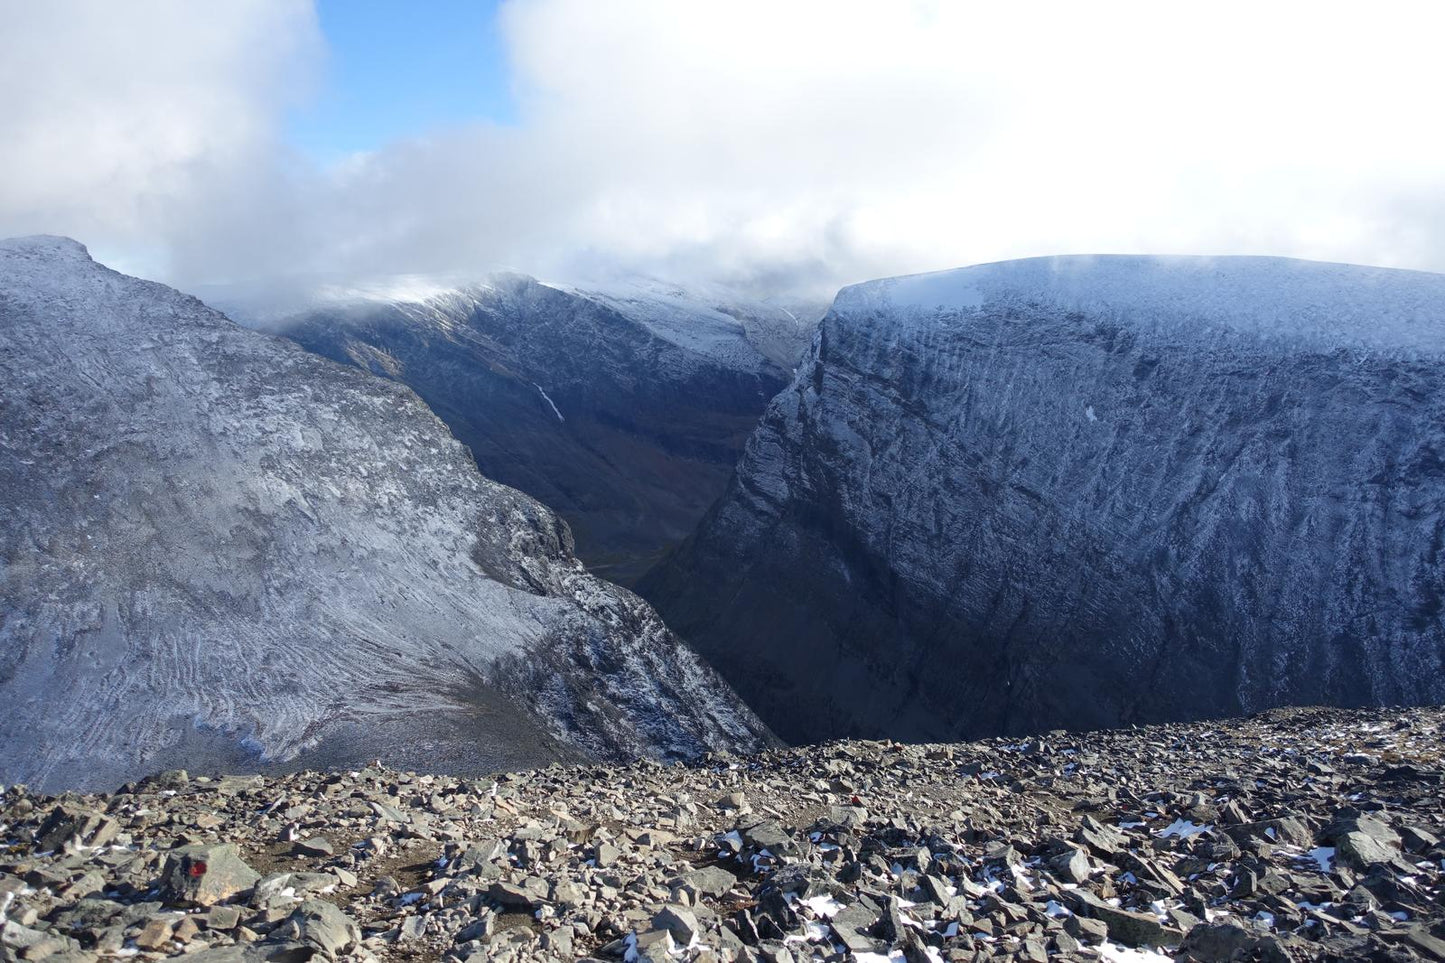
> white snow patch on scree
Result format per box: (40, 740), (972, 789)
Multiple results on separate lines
(1158, 818), (1211, 839)
(834, 254), (1445, 355)
(1099, 943), (1175, 963)
(853, 949), (945, 963)
(1307, 847), (1336, 873)
(801, 895), (844, 918)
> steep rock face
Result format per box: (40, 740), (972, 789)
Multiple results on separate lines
(261, 276), (818, 584)
(642, 255), (1445, 745)
(0, 236), (772, 791)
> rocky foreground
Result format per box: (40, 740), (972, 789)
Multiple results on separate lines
(2, 707), (1443, 963)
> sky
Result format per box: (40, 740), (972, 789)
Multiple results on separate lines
(285, 0), (516, 162)
(3, 0), (1445, 302)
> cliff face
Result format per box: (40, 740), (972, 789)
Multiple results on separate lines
(0, 237), (772, 791)
(263, 275), (817, 585)
(642, 255), (1445, 745)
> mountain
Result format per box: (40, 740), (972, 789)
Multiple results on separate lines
(641, 255), (1445, 745)
(247, 275), (822, 585)
(553, 274), (820, 371)
(0, 236), (772, 792)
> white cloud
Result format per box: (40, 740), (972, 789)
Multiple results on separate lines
(4, 0), (1445, 299)
(0, 0), (320, 278)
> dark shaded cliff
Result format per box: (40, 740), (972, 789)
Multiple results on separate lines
(642, 255), (1445, 744)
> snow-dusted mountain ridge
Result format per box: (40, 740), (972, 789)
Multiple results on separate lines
(0, 236), (772, 791)
(259, 274), (824, 584)
(843, 255), (1445, 352)
(641, 254), (1445, 745)
(552, 274), (819, 371)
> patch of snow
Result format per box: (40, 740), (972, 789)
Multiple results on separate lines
(1306, 847), (1335, 873)
(880, 271), (986, 311)
(314, 275), (462, 306)
(853, 948), (945, 963)
(801, 895), (844, 918)
(1158, 819), (1212, 839)
(547, 273), (821, 371)
(836, 254), (1445, 356)
(793, 922), (829, 941)
(1098, 942), (1176, 963)
(532, 383), (565, 422)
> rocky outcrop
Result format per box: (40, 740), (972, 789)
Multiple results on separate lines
(642, 255), (1445, 745)
(1, 706), (1442, 962)
(260, 275), (819, 585)
(0, 236), (772, 791)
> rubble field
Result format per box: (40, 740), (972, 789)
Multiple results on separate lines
(3, 705), (1443, 962)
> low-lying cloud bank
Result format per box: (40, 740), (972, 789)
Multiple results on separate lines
(4, 0), (1445, 300)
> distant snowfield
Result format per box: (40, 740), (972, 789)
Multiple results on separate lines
(839, 255), (1445, 354)
(549, 273), (823, 372)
